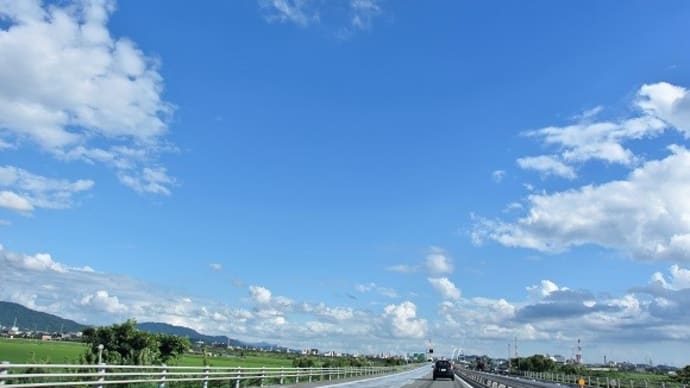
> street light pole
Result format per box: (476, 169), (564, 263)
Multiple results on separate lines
(98, 344), (104, 364)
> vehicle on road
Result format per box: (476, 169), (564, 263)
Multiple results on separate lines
(433, 360), (454, 380)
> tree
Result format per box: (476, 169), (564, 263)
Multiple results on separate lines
(157, 334), (191, 364)
(676, 365), (690, 384)
(81, 319), (189, 365)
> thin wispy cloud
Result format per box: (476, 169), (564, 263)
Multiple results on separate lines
(258, 0), (383, 36)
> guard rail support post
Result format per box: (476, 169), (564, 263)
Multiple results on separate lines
(309, 368), (313, 383)
(296, 369), (300, 384)
(0, 361), (8, 386)
(159, 364), (167, 388)
(630, 380), (633, 388)
(97, 362), (106, 388)
(235, 367), (241, 388)
(260, 367), (265, 387)
(607, 377), (610, 388)
(280, 368), (284, 385)
(661, 382), (665, 388)
(203, 366), (210, 388)
(597, 377), (600, 387)
(644, 381), (648, 388)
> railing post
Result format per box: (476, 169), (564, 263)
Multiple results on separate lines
(296, 368), (300, 383)
(309, 368), (312, 383)
(280, 367), (284, 385)
(159, 364), (167, 388)
(235, 367), (241, 388)
(0, 361), (9, 386)
(203, 366), (210, 388)
(97, 363), (106, 388)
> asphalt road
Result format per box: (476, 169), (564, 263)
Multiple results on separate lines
(398, 371), (480, 388)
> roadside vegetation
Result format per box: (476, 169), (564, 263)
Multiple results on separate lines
(503, 355), (688, 386)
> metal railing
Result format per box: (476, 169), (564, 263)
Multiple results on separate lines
(521, 371), (688, 388)
(0, 361), (407, 387)
(455, 369), (687, 388)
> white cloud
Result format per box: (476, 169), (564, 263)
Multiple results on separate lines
(258, 0), (320, 26)
(354, 282), (398, 298)
(526, 280), (567, 300)
(517, 82), (690, 183)
(0, 190), (33, 212)
(517, 155), (577, 179)
(79, 290), (128, 314)
(0, 165), (94, 212)
(638, 82), (690, 135)
(249, 285), (272, 304)
(425, 247), (453, 274)
(118, 167), (175, 196)
(209, 263), (223, 271)
(0, 0), (175, 194)
(428, 277), (461, 300)
(382, 301), (427, 339)
(5, 249), (67, 273)
(650, 265), (690, 290)
(385, 264), (417, 273)
(258, 0), (382, 34)
(474, 146), (690, 262)
(492, 170), (506, 183)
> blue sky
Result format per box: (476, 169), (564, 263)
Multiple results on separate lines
(2, 0), (690, 366)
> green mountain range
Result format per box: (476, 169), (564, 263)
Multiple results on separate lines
(0, 301), (250, 347)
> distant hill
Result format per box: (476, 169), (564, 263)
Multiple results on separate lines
(0, 301), (85, 333)
(136, 322), (244, 346)
(0, 301), (281, 350)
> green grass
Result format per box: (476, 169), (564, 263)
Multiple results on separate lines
(0, 338), (85, 364)
(0, 340), (293, 368)
(179, 354), (293, 368)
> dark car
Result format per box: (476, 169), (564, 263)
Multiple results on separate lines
(433, 360), (454, 380)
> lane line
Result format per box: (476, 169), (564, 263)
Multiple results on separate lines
(316, 366), (431, 388)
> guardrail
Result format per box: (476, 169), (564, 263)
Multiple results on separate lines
(456, 369), (537, 388)
(456, 369), (688, 388)
(521, 371), (688, 388)
(0, 361), (407, 387)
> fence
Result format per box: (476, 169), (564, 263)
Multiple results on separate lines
(0, 361), (405, 387)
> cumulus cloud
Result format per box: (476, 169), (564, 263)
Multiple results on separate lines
(428, 277), (461, 300)
(638, 82), (690, 135)
(79, 290), (128, 314)
(249, 285), (272, 304)
(650, 265), (690, 290)
(0, 0), (175, 194)
(425, 247), (453, 274)
(382, 301), (427, 339)
(474, 145), (690, 262)
(526, 280), (567, 300)
(515, 82), (690, 185)
(0, 165), (93, 212)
